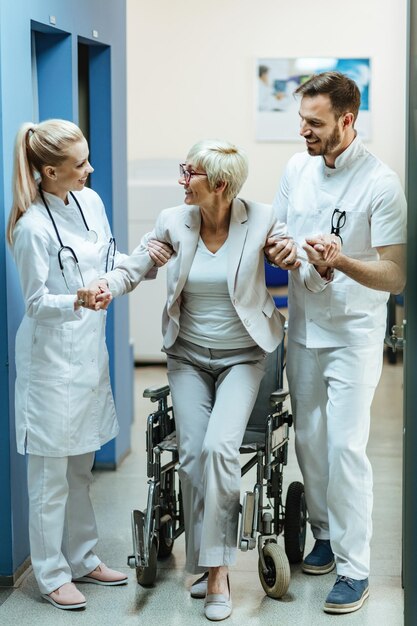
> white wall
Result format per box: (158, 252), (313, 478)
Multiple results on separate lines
(127, 0), (407, 200)
(125, 0), (407, 359)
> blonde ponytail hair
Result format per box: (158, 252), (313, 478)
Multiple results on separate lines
(7, 119), (84, 244)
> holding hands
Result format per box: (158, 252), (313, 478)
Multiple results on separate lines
(74, 238), (174, 311)
(75, 280), (111, 311)
(264, 237), (300, 270)
(303, 233), (341, 264)
(264, 234), (341, 273)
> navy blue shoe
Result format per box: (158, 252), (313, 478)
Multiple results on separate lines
(302, 539), (335, 574)
(324, 576), (369, 614)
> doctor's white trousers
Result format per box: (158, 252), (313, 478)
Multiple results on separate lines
(286, 339), (384, 579)
(27, 453), (101, 594)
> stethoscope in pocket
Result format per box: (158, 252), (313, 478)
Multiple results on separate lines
(39, 187), (115, 293)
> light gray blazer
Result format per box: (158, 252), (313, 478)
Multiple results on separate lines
(105, 198), (286, 352)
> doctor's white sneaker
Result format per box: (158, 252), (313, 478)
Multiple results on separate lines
(190, 571), (209, 598)
(75, 563), (128, 586)
(42, 582), (86, 610)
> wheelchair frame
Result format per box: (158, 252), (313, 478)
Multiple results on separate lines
(127, 348), (306, 598)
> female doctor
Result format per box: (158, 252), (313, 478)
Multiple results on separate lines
(7, 119), (171, 611)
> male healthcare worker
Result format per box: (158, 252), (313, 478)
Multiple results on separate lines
(265, 71), (406, 615)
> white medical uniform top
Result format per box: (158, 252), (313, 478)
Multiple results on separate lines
(12, 187), (126, 456)
(273, 137), (407, 348)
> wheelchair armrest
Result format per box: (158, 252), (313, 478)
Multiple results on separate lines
(269, 388), (289, 405)
(143, 385), (171, 402)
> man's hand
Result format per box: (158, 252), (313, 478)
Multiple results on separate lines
(306, 234), (342, 263)
(264, 237), (301, 270)
(303, 234), (342, 276)
(147, 239), (174, 267)
(75, 279), (112, 311)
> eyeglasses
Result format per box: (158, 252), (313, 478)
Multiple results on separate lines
(331, 208), (346, 243)
(106, 237), (116, 272)
(179, 163), (208, 184)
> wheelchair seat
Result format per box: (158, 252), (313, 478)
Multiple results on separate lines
(149, 345), (287, 454)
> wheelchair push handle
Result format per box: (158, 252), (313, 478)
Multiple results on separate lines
(143, 385), (171, 402)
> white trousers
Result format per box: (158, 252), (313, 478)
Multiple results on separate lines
(27, 453), (100, 594)
(166, 337), (266, 574)
(286, 339), (384, 579)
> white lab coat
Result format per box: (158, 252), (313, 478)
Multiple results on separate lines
(13, 187), (125, 457)
(273, 136), (407, 348)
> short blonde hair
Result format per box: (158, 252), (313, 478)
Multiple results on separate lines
(7, 119), (84, 244)
(186, 139), (248, 203)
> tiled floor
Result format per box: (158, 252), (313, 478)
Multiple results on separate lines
(0, 354), (404, 625)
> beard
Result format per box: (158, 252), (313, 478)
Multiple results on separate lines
(307, 124), (342, 157)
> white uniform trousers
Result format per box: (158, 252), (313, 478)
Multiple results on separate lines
(286, 339), (384, 579)
(166, 337), (266, 574)
(27, 452), (101, 594)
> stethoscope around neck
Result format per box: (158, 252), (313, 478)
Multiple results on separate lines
(38, 186), (115, 292)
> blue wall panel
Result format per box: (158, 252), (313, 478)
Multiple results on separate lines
(33, 28), (73, 121)
(0, 0), (129, 582)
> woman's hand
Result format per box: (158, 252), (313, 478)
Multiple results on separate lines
(147, 239), (174, 267)
(264, 237), (301, 270)
(75, 279), (112, 311)
(303, 234), (342, 266)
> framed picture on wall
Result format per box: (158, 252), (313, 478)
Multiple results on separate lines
(256, 57), (371, 142)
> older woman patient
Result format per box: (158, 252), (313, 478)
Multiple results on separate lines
(83, 140), (288, 620)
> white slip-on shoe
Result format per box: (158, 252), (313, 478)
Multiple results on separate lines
(204, 576), (232, 621)
(42, 582), (86, 610)
(191, 572), (209, 598)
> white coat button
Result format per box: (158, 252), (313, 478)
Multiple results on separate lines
(244, 318), (250, 326)
(233, 298), (238, 306)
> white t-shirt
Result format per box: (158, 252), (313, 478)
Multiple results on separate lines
(273, 136), (407, 348)
(179, 238), (255, 349)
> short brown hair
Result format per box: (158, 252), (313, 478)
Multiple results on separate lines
(295, 71), (361, 122)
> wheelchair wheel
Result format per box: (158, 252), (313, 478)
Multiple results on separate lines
(258, 542), (290, 599)
(284, 481), (307, 564)
(157, 515), (174, 559)
(136, 539), (158, 586)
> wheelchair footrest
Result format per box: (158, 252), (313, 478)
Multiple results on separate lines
(131, 509), (146, 567)
(239, 491), (258, 551)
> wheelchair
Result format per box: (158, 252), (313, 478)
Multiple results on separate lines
(127, 342), (307, 599)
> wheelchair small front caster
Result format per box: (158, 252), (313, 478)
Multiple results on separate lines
(258, 542), (290, 598)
